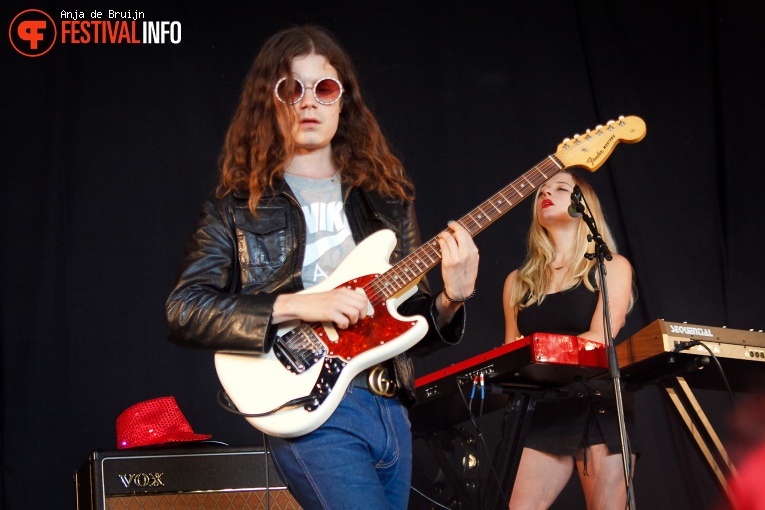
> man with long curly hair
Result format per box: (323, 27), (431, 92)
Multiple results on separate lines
(166, 25), (479, 509)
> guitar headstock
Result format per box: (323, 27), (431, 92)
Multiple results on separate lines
(555, 115), (646, 172)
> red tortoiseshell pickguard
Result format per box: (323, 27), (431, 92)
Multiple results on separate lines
(312, 274), (419, 361)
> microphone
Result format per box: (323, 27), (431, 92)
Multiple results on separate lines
(568, 185), (584, 218)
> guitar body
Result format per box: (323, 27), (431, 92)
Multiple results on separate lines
(214, 229), (429, 438)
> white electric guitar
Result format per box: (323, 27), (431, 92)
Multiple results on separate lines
(215, 116), (647, 437)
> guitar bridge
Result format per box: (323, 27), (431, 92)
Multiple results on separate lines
(273, 324), (327, 373)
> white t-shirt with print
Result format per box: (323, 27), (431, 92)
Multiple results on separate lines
(284, 174), (357, 290)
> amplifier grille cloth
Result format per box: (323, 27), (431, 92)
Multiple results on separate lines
(105, 489), (301, 509)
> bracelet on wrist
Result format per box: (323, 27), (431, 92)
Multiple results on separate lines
(442, 287), (476, 303)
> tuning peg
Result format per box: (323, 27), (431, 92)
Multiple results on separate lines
(595, 125), (603, 130)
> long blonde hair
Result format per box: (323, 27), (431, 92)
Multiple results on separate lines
(511, 171), (621, 310)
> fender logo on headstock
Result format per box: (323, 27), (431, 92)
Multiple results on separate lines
(587, 149), (605, 166)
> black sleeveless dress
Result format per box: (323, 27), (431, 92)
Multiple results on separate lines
(516, 282), (638, 458)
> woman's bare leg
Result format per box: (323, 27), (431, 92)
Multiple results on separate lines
(509, 447), (575, 510)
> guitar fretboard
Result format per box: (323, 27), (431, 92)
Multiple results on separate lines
(365, 155), (564, 305)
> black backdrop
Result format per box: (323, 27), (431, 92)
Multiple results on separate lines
(3, 1), (764, 508)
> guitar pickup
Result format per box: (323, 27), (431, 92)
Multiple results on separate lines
(322, 322), (339, 343)
(355, 287), (375, 318)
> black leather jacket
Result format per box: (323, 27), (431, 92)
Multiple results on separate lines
(165, 179), (465, 406)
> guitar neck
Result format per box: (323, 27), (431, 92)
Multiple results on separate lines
(456, 156), (564, 237)
(366, 156), (564, 304)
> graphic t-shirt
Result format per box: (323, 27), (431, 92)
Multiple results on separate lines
(284, 174), (356, 290)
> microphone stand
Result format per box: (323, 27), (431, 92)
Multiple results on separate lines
(575, 194), (637, 510)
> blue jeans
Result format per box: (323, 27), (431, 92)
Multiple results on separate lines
(268, 383), (413, 510)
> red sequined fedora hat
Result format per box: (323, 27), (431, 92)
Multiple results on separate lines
(116, 396), (211, 449)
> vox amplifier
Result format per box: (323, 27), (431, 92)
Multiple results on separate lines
(74, 444), (301, 509)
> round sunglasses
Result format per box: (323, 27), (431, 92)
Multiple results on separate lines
(274, 76), (344, 105)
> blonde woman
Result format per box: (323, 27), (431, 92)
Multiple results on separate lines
(503, 171), (636, 510)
